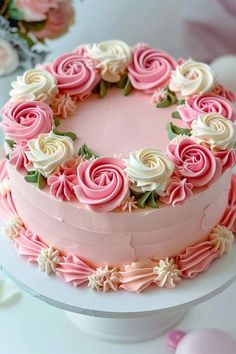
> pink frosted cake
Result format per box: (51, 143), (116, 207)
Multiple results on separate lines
(0, 40), (236, 293)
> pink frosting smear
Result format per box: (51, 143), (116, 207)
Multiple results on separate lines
(1, 101), (53, 142)
(15, 228), (48, 262)
(74, 157), (129, 212)
(177, 94), (234, 128)
(47, 168), (78, 201)
(56, 255), (94, 287)
(167, 138), (219, 187)
(9, 140), (30, 171)
(119, 260), (158, 292)
(46, 52), (100, 99)
(127, 43), (177, 93)
(160, 176), (193, 207)
(176, 241), (220, 278)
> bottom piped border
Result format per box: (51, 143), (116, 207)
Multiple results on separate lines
(0, 160), (236, 293)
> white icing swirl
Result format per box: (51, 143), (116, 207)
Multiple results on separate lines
(88, 265), (120, 292)
(37, 246), (60, 275)
(10, 69), (58, 104)
(209, 225), (234, 255)
(0, 177), (11, 197)
(169, 59), (216, 96)
(191, 113), (236, 151)
(4, 215), (24, 240)
(26, 132), (74, 176)
(0, 39), (19, 76)
(124, 147), (174, 193)
(153, 258), (181, 288)
(85, 40), (131, 82)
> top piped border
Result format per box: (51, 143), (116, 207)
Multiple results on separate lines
(1, 40), (236, 213)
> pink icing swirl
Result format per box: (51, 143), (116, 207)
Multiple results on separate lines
(167, 138), (219, 187)
(177, 95), (234, 128)
(46, 52), (100, 99)
(51, 93), (77, 119)
(74, 157), (129, 213)
(176, 241), (220, 278)
(210, 84), (235, 103)
(47, 167), (78, 201)
(56, 255), (94, 287)
(220, 174), (236, 235)
(214, 149), (236, 174)
(1, 101), (53, 142)
(15, 228), (48, 262)
(119, 260), (158, 292)
(160, 176), (193, 207)
(127, 43), (177, 93)
(9, 140), (30, 171)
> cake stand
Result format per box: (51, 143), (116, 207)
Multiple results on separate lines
(0, 232), (236, 353)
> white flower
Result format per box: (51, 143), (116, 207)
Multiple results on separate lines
(209, 225), (234, 255)
(169, 59), (216, 96)
(10, 69), (58, 104)
(4, 215), (24, 240)
(37, 246), (60, 275)
(26, 132), (74, 177)
(0, 177), (11, 197)
(85, 40), (131, 82)
(0, 39), (19, 76)
(88, 265), (120, 292)
(153, 258), (181, 288)
(191, 113), (236, 151)
(124, 147), (174, 193)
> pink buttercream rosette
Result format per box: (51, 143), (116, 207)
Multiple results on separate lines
(47, 167), (78, 201)
(45, 52), (100, 100)
(160, 176), (193, 207)
(127, 43), (177, 93)
(1, 101), (53, 142)
(74, 157), (129, 212)
(8, 140), (30, 172)
(177, 94), (235, 128)
(166, 138), (221, 187)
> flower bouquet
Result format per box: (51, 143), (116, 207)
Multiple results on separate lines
(0, 0), (74, 76)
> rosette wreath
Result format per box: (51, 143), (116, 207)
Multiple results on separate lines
(0, 40), (236, 293)
(0, 1), (74, 76)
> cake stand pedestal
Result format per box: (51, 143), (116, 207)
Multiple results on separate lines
(0, 234), (236, 351)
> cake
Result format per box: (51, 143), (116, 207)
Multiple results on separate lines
(0, 40), (236, 293)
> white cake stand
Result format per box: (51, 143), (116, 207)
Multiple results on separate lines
(0, 232), (236, 351)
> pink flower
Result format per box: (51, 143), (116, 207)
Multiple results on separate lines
(160, 176), (193, 206)
(47, 168), (78, 201)
(176, 241), (220, 279)
(74, 157), (129, 212)
(56, 255), (94, 287)
(32, 0), (74, 39)
(127, 43), (177, 93)
(51, 93), (77, 118)
(15, 0), (58, 21)
(210, 84), (235, 103)
(166, 138), (220, 187)
(9, 140), (30, 171)
(45, 52), (100, 99)
(151, 88), (168, 104)
(15, 228), (48, 262)
(214, 149), (236, 174)
(1, 101), (53, 142)
(178, 95), (234, 128)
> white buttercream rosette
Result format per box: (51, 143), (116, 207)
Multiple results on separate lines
(0, 39), (19, 76)
(10, 69), (58, 104)
(169, 59), (216, 96)
(191, 113), (236, 151)
(85, 40), (131, 82)
(124, 147), (174, 193)
(26, 132), (74, 176)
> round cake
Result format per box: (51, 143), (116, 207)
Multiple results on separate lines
(0, 40), (236, 293)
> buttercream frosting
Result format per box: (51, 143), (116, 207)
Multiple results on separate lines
(209, 224), (234, 254)
(51, 93), (77, 118)
(169, 59), (216, 96)
(37, 246), (60, 274)
(10, 69), (58, 105)
(0, 177), (11, 197)
(9, 140), (30, 172)
(47, 167), (78, 201)
(153, 258), (181, 288)
(84, 40), (131, 83)
(160, 176), (193, 207)
(88, 265), (120, 292)
(15, 228), (48, 262)
(4, 215), (24, 240)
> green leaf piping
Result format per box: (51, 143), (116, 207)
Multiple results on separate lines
(178, 99), (185, 105)
(116, 74), (128, 89)
(124, 78), (133, 96)
(99, 80), (107, 99)
(171, 111), (181, 119)
(5, 139), (16, 149)
(166, 122), (191, 140)
(78, 144), (99, 160)
(138, 191), (158, 209)
(24, 171), (47, 190)
(53, 117), (61, 127)
(53, 128), (77, 142)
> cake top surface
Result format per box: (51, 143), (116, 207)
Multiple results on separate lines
(1, 40), (236, 213)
